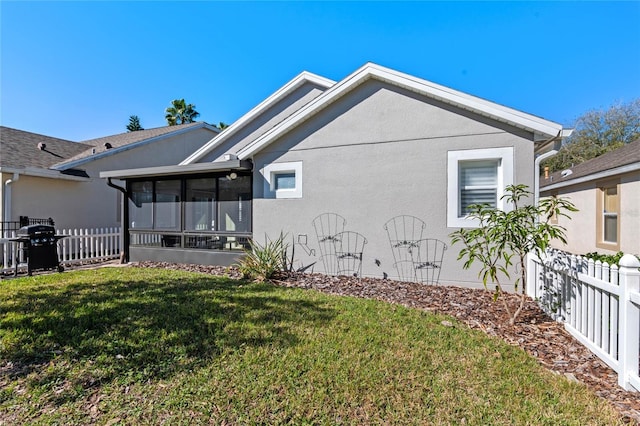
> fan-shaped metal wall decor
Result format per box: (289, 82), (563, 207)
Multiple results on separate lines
(332, 231), (368, 278)
(312, 213), (346, 275)
(384, 215), (447, 284)
(384, 215), (426, 282)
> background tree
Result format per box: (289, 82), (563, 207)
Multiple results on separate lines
(126, 115), (144, 132)
(544, 98), (640, 172)
(165, 99), (200, 125)
(216, 122), (229, 130)
(450, 185), (577, 325)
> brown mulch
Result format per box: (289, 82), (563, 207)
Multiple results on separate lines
(136, 261), (640, 424)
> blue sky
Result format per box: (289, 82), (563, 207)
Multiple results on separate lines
(1, 1), (639, 142)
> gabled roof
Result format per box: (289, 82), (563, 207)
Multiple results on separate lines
(235, 62), (570, 160)
(541, 139), (640, 191)
(53, 122), (220, 170)
(180, 71), (335, 165)
(0, 126), (93, 170)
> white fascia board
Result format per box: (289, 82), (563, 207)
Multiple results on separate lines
(0, 166), (90, 181)
(370, 65), (564, 137)
(540, 162), (640, 192)
(99, 159), (251, 180)
(180, 71), (336, 165)
(51, 123), (219, 171)
(237, 62), (566, 160)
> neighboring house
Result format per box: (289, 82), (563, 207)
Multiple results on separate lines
(1, 123), (220, 231)
(101, 63), (572, 288)
(540, 139), (640, 256)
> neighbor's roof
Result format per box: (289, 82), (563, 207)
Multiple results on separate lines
(540, 138), (640, 191)
(53, 122), (219, 170)
(0, 126), (93, 170)
(235, 62), (570, 160)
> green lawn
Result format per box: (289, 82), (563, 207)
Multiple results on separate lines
(0, 268), (623, 425)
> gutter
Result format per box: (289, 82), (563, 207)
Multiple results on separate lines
(0, 166), (90, 182)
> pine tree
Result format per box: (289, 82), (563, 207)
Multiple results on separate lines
(126, 115), (144, 132)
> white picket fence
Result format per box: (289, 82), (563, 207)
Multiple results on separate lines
(527, 249), (640, 392)
(1, 227), (121, 274)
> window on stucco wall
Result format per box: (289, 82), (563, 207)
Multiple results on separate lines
(447, 147), (514, 228)
(596, 182), (620, 250)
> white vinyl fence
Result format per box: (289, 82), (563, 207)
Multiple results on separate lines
(1, 227), (121, 275)
(527, 249), (640, 392)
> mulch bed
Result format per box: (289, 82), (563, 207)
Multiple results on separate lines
(135, 261), (640, 423)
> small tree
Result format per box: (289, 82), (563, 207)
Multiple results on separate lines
(450, 184), (577, 325)
(126, 115), (144, 132)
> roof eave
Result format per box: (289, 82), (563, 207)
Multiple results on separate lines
(180, 72), (336, 165)
(540, 162), (640, 191)
(0, 166), (91, 181)
(52, 123), (219, 171)
(99, 159), (253, 180)
(236, 63), (568, 160)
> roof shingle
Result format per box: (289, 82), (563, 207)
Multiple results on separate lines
(0, 126), (93, 169)
(541, 138), (640, 188)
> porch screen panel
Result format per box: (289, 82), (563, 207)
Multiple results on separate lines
(185, 178), (216, 231)
(129, 181), (153, 229)
(459, 160), (498, 216)
(218, 176), (252, 232)
(155, 180), (181, 230)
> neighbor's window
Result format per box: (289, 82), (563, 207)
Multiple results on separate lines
(600, 185), (619, 246)
(447, 147), (513, 228)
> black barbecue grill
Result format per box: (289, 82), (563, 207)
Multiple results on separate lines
(10, 225), (66, 276)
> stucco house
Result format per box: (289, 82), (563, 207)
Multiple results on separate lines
(101, 63), (572, 287)
(540, 139), (640, 256)
(1, 123), (219, 231)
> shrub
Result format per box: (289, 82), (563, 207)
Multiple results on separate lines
(450, 184), (577, 325)
(583, 251), (640, 266)
(236, 233), (289, 281)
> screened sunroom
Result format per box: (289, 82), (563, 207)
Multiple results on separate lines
(101, 160), (252, 265)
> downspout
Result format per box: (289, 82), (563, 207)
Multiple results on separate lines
(107, 177), (129, 263)
(534, 130), (570, 208)
(3, 173), (20, 226)
(534, 150), (558, 208)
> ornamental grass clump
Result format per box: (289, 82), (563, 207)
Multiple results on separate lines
(450, 184), (577, 325)
(236, 233), (289, 281)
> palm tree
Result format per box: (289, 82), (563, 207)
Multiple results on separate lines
(165, 99), (200, 126)
(126, 115), (144, 132)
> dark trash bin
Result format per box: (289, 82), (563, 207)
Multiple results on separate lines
(10, 225), (66, 276)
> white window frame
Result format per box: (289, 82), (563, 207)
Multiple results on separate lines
(447, 147), (514, 228)
(262, 161), (303, 199)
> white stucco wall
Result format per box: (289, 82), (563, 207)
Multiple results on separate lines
(246, 81), (536, 288)
(546, 170), (640, 256)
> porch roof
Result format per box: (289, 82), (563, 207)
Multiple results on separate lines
(99, 159), (252, 180)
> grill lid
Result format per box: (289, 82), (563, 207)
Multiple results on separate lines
(17, 225), (56, 236)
